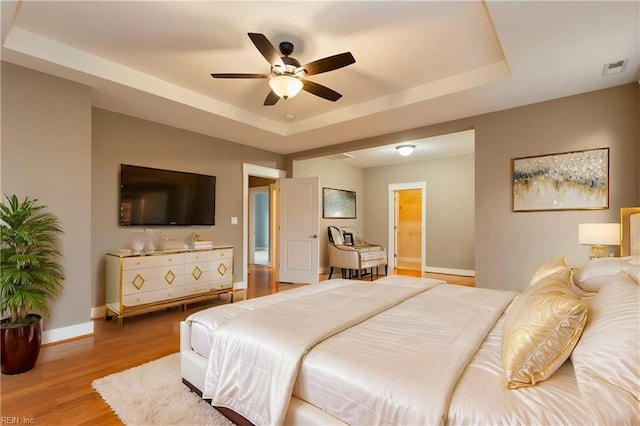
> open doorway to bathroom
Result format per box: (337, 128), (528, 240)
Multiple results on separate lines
(388, 181), (426, 273)
(395, 188), (423, 271)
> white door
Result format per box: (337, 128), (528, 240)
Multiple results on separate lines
(277, 177), (319, 283)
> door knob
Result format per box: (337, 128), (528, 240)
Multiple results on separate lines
(309, 234), (318, 238)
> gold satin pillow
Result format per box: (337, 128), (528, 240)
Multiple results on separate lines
(502, 270), (587, 389)
(529, 256), (570, 285)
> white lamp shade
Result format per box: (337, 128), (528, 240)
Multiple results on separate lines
(396, 145), (415, 156)
(578, 223), (621, 245)
(269, 75), (303, 99)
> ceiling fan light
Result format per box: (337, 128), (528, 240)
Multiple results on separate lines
(396, 145), (416, 156)
(269, 75), (303, 99)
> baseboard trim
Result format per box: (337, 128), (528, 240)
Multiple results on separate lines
(233, 280), (247, 290)
(42, 321), (94, 345)
(424, 266), (476, 277)
(91, 305), (106, 320)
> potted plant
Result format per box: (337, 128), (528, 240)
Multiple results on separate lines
(0, 195), (64, 374)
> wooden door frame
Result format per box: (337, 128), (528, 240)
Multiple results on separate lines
(242, 163), (286, 290)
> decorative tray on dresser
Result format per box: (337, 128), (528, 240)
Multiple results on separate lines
(105, 246), (233, 326)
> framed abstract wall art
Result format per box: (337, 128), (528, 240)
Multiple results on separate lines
(322, 187), (356, 218)
(512, 147), (609, 212)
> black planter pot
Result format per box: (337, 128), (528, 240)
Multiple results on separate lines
(1, 314), (42, 375)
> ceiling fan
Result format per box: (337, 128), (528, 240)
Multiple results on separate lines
(211, 33), (355, 106)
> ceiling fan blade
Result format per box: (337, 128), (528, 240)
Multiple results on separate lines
(211, 73), (270, 79)
(248, 33), (285, 67)
(303, 52), (355, 76)
(302, 80), (342, 102)
(264, 90), (280, 106)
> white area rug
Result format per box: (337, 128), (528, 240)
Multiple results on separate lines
(92, 353), (233, 426)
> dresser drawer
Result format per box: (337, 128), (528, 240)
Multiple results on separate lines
(122, 275), (184, 296)
(122, 287), (185, 307)
(184, 282), (232, 297)
(122, 254), (182, 270)
(209, 248), (233, 260)
(183, 251), (210, 264)
(122, 264), (185, 284)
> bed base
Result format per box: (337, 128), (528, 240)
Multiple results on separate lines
(181, 377), (254, 426)
(179, 321), (347, 426)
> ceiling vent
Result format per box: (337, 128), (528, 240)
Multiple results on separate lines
(324, 153), (355, 161)
(602, 58), (628, 76)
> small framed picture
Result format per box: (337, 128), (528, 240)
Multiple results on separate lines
(322, 187), (356, 219)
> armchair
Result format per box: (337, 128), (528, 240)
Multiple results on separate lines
(327, 226), (388, 280)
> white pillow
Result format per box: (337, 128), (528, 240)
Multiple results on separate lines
(624, 255), (640, 265)
(328, 226), (344, 245)
(570, 279), (640, 423)
(573, 257), (638, 292)
(623, 265), (640, 285)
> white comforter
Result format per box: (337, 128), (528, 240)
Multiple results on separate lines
(202, 279), (440, 425)
(199, 279), (514, 426)
(294, 285), (515, 425)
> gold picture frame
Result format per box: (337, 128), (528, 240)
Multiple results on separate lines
(512, 148), (609, 212)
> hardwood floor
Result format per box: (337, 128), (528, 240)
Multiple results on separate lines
(0, 266), (474, 425)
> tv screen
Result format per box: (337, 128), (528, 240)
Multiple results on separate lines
(119, 164), (216, 226)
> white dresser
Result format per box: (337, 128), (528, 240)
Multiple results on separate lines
(105, 246), (233, 326)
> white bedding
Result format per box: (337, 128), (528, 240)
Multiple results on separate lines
(447, 316), (595, 425)
(294, 285), (515, 425)
(202, 279), (441, 425)
(183, 271), (640, 425)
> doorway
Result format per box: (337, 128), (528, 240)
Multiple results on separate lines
(242, 164), (286, 290)
(387, 182), (426, 272)
(395, 188), (423, 271)
(249, 185), (272, 266)
(248, 177), (276, 266)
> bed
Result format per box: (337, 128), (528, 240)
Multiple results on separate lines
(180, 211), (640, 425)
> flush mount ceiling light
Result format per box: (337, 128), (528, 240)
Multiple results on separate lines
(269, 75), (304, 100)
(396, 145), (416, 156)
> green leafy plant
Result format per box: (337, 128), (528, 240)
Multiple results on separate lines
(0, 195), (64, 327)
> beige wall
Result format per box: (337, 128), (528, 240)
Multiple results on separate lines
(92, 109), (286, 307)
(474, 84), (638, 290)
(1, 62), (92, 331)
(363, 154), (475, 271)
(292, 157), (365, 272)
(1, 62), (286, 336)
(289, 83), (639, 291)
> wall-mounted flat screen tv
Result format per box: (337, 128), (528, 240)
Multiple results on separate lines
(120, 164), (216, 226)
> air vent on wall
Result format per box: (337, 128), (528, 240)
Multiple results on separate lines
(602, 58), (628, 76)
(325, 153), (355, 161)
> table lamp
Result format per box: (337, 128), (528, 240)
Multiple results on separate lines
(578, 223), (621, 259)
